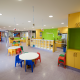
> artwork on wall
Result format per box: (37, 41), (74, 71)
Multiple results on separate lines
(40, 32), (42, 37)
(14, 33), (20, 37)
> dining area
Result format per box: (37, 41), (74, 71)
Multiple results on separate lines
(8, 45), (41, 72)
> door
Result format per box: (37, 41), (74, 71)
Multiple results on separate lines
(66, 50), (75, 67)
(75, 52), (80, 69)
(68, 13), (79, 28)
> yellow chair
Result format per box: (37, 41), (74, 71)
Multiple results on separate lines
(8, 49), (16, 56)
(8, 49), (13, 56)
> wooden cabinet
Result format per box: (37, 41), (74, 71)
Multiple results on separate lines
(66, 49), (74, 67)
(56, 41), (62, 48)
(68, 12), (79, 28)
(75, 52), (80, 69)
(66, 49), (80, 69)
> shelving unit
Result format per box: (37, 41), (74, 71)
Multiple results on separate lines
(30, 39), (56, 52)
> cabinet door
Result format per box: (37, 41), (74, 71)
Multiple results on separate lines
(66, 50), (75, 67)
(68, 13), (79, 28)
(75, 52), (80, 69)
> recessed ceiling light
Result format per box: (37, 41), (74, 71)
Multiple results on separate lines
(9, 26), (11, 27)
(61, 23), (64, 24)
(32, 27), (34, 28)
(52, 27), (54, 28)
(49, 15), (53, 18)
(3, 27), (5, 28)
(44, 25), (46, 26)
(18, 0), (22, 1)
(16, 24), (19, 25)
(28, 21), (31, 22)
(0, 13), (2, 15)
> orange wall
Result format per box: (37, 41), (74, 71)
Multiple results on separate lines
(58, 27), (68, 33)
(36, 29), (42, 39)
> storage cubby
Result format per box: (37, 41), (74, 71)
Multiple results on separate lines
(68, 28), (80, 50)
(30, 39), (55, 52)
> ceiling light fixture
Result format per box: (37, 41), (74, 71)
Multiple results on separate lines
(44, 25), (46, 26)
(0, 13), (2, 15)
(28, 21), (31, 22)
(49, 15), (53, 18)
(16, 24), (19, 25)
(61, 23), (64, 24)
(18, 0), (22, 1)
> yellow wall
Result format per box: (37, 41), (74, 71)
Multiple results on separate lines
(58, 27), (68, 33)
(36, 29), (42, 39)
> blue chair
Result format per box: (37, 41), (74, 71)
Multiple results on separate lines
(15, 55), (23, 67)
(25, 60), (35, 72)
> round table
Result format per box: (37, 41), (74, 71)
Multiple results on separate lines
(19, 52), (39, 60)
(8, 46), (20, 49)
(8, 46), (20, 56)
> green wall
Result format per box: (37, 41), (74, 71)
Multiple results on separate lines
(68, 28), (80, 50)
(42, 28), (62, 41)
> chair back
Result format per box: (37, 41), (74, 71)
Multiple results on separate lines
(15, 55), (20, 61)
(37, 52), (40, 57)
(18, 48), (21, 51)
(20, 46), (23, 50)
(26, 60), (32, 65)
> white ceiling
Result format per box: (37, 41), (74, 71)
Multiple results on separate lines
(0, 0), (80, 31)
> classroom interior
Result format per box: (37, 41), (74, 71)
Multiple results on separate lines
(0, 0), (80, 80)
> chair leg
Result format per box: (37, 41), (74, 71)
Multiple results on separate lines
(35, 59), (36, 64)
(15, 62), (16, 67)
(25, 65), (27, 72)
(31, 65), (33, 72)
(40, 57), (41, 62)
(20, 62), (22, 68)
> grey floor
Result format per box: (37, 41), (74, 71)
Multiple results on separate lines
(0, 42), (80, 80)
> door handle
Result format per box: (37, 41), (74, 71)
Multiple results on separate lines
(73, 53), (75, 57)
(76, 53), (77, 57)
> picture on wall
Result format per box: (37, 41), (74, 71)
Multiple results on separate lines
(40, 32), (42, 37)
(14, 33), (20, 37)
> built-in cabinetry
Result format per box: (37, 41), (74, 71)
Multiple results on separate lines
(56, 41), (62, 48)
(68, 12), (80, 28)
(66, 12), (80, 70)
(30, 39), (56, 52)
(66, 49), (80, 69)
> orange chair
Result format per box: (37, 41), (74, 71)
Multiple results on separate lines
(16, 48), (22, 54)
(58, 53), (66, 68)
(35, 52), (41, 64)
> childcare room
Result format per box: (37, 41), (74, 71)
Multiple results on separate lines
(0, 0), (80, 80)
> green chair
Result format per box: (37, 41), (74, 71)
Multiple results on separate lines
(18, 41), (20, 43)
(20, 46), (28, 53)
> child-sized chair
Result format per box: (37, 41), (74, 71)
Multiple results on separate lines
(16, 48), (22, 54)
(35, 52), (41, 64)
(20, 46), (24, 52)
(25, 60), (35, 72)
(15, 55), (23, 67)
(58, 53), (66, 68)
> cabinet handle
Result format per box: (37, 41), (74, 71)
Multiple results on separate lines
(73, 53), (75, 57)
(76, 53), (77, 57)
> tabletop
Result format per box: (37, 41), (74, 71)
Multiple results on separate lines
(19, 52), (39, 60)
(8, 46), (20, 49)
